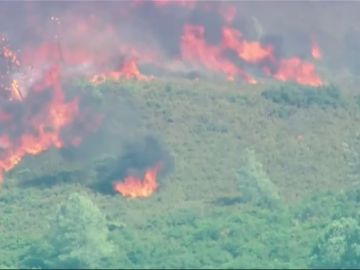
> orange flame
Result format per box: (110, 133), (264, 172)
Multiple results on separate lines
(0, 64), (79, 183)
(113, 162), (163, 198)
(222, 27), (274, 64)
(274, 57), (323, 87)
(90, 59), (149, 85)
(311, 37), (322, 60)
(181, 24), (239, 81)
(10, 80), (23, 101)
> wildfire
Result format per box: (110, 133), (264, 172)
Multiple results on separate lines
(180, 23), (322, 86)
(222, 27), (274, 64)
(113, 162), (163, 198)
(274, 58), (323, 87)
(0, 2), (329, 189)
(90, 59), (149, 85)
(0, 35), (80, 184)
(311, 37), (322, 60)
(181, 24), (240, 82)
(0, 65), (79, 183)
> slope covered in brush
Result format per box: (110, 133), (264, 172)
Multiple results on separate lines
(0, 79), (360, 268)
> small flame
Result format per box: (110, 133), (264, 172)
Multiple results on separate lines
(113, 162), (163, 198)
(311, 37), (322, 60)
(10, 80), (24, 101)
(90, 59), (149, 85)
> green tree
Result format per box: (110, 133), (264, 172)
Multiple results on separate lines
(23, 192), (114, 269)
(311, 217), (360, 269)
(236, 148), (281, 208)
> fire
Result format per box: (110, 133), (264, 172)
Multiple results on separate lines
(0, 36), (80, 184)
(274, 57), (323, 87)
(180, 24), (322, 86)
(90, 59), (149, 85)
(113, 162), (163, 198)
(121, 59), (145, 80)
(311, 37), (322, 60)
(222, 27), (274, 64)
(0, 65), (79, 183)
(181, 24), (240, 81)
(0, 2), (329, 187)
(10, 80), (24, 101)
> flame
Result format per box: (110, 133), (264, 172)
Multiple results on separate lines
(311, 37), (322, 60)
(113, 162), (163, 198)
(274, 57), (323, 87)
(90, 59), (150, 85)
(121, 59), (145, 80)
(10, 80), (24, 101)
(0, 2), (329, 186)
(181, 24), (239, 81)
(0, 40), (79, 184)
(222, 27), (274, 64)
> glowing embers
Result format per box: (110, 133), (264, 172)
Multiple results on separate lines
(113, 162), (163, 198)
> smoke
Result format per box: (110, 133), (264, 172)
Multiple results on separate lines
(14, 82), (174, 194)
(92, 135), (174, 194)
(1, 1), (360, 196)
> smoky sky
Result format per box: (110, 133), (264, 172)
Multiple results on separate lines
(3, 1), (360, 193)
(1, 1), (359, 72)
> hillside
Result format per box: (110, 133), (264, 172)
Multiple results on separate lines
(1, 78), (360, 268)
(1, 1), (360, 269)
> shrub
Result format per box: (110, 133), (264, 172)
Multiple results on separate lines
(311, 217), (360, 269)
(22, 192), (114, 269)
(262, 83), (344, 109)
(236, 148), (281, 208)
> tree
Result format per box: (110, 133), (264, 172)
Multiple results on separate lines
(236, 148), (281, 208)
(23, 192), (114, 269)
(311, 217), (360, 269)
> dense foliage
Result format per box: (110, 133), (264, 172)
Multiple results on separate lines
(262, 83), (344, 109)
(1, 79), (360, 269)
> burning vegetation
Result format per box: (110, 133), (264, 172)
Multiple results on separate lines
(0, 1), (327, 198)
(113, 162), (163, 198)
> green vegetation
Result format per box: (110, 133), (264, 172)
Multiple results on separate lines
(236, 148), (281, 207)
(1, 78), (360, 268)
(262, 83), (344, 109)
(311, 217), (360, 269)
(23, 192), (115, 269)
